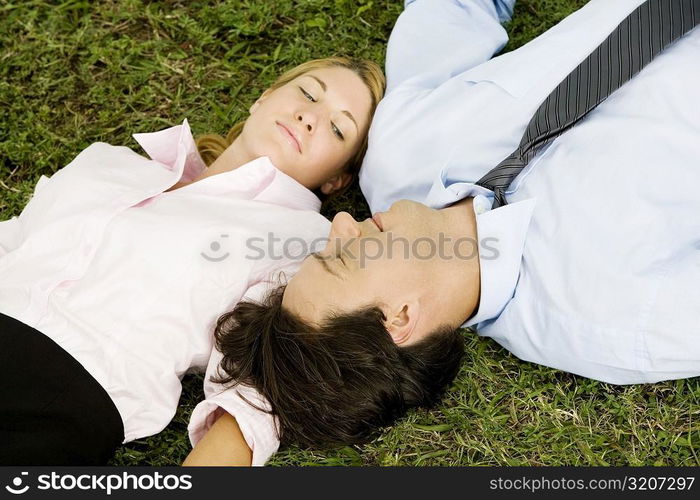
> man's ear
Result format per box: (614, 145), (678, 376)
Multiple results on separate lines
(385, 301), (420, 346)
(249, 89), (272, 114)
(320, 172), (353, 195)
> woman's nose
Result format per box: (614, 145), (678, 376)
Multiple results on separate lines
(296, 111), (316, 133)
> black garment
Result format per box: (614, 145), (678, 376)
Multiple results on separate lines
(0, 311), (124, 465)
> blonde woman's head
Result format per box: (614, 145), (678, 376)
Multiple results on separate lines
(197, 57), (385, 202)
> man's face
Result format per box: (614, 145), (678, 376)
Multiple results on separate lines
(282, 199), (455, 345)
(239, 66), (373, 191)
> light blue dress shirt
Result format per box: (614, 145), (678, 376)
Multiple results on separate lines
(360, 0), (700, 384)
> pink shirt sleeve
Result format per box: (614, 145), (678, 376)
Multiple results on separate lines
(0, 218), (21, 258)
(187, 379), (280, 466)
(1, 174), (52, 257)
(187, 281), (281, 466)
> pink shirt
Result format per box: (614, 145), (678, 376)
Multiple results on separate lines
(0, 120), (331, 465)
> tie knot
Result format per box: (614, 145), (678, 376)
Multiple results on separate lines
(492, 187), (508, 209)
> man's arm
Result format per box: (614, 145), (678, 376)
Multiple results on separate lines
(385, 0), (512, 92)
(183, 412), (253, 466)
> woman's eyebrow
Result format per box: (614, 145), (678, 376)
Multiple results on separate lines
(307, 75), (359, 133)
(308, 75), (327, 91)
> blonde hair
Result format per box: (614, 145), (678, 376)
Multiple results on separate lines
(195, 57), (385, 202)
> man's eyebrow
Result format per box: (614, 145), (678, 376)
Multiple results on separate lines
(310, 252), (342, 279)
(307, 75), (359, 133)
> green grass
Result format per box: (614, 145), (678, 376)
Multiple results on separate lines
(1, 0), (698, 466)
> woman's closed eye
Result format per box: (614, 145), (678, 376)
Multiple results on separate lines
(331, 123), (344, 141)
(300, 86), (316, 102)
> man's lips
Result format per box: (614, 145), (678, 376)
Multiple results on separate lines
(372, 213), (384, 231)
(276, 122), (301, 153)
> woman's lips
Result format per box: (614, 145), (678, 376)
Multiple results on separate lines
(276, 122), (301, 153)
(372, 213), (384, 231)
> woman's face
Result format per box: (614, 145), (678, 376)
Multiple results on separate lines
(238, 66), (374, 193)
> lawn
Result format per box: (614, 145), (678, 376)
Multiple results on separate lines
(1, 0), (698, 466)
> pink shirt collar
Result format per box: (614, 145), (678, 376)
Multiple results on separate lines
(133, 119), (322, 212)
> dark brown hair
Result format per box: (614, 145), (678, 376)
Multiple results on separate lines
(211, 284), (465, 448)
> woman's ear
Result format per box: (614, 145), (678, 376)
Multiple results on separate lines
(385, 301), (419, 346)
(249, 89), (272, 114)
(320, 172), (353, 195)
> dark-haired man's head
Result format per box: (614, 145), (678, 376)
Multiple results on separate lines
(213, 198), (482, 449)
(212, 285), (465, 448)
(282, 198), (482, 346)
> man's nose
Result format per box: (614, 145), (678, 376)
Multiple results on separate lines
(330, 212), (361, 238)
(322, 212), (360, 256)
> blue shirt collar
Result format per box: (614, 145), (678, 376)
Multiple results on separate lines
(462, 195), (537, 328)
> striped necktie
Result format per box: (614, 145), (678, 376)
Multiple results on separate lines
(475, 0), (699, 209)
